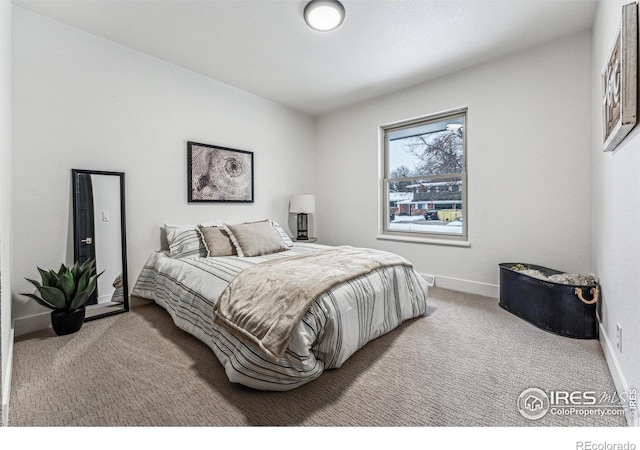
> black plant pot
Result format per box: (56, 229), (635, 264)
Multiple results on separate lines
(51, 306), (86, 336)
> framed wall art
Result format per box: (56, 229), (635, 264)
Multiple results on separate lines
(601, 2), (638, 153)
(187, 141), (254, 203)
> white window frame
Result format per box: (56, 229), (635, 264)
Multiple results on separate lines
(378, 107), (469, 246)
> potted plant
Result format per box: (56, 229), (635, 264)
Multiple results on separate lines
(21, 259), (103, 336)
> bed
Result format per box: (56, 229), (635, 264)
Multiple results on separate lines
(132, 220), (429, 391)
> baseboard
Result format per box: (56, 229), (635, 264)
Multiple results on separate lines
(98, 294), (112, 304)
(599, 320), (639, 427)
(432, 275), (499, 299)
(419, 273), (435, 286)
(13, 311), (50, 337)
(2, 326), (14, 427)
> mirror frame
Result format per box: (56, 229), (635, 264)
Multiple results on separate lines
(72, 169), (129, 321)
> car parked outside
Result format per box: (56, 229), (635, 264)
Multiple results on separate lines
(424, 210), (439, 220)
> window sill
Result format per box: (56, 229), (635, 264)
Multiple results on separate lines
(377, 234), (470, 247)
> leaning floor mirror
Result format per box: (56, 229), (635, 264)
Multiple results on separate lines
(72, 169), (129, 320)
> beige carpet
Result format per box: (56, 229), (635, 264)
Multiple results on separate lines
(8, 287), (626, 427)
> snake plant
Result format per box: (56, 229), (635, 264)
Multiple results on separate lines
(22, 259), (103, 312)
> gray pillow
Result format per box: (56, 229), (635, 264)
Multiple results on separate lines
(197, 225), (237, 257)
(225, 220), (290, 257)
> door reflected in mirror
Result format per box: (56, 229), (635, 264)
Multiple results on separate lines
(72, 169), (129, 320)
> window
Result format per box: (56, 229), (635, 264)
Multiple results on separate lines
(380, 107), (467, 243)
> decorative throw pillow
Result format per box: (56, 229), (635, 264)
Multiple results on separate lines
(270, 220), (294, 247)
(197, 225), (237, 257)
(225, 220), (290, 257)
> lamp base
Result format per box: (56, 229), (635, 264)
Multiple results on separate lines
(296, 213), (309, 240)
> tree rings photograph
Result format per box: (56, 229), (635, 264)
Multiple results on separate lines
(187, 141), (254, 203)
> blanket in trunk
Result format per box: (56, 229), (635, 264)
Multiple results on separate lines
(213, 246), (413, 361)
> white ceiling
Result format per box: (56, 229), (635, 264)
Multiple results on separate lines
(12, 0), (597, 116)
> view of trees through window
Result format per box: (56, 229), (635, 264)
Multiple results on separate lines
(383, 109), (467, 238)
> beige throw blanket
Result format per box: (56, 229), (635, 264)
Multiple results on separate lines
(213, 246), (413, 361)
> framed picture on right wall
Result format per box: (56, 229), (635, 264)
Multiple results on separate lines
(601, 2), (638, 152)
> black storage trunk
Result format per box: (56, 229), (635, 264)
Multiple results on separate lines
(499, 263), (599, 339)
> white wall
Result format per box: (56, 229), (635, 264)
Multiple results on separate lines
(0, 0), (12, 428)
(314, 31), (593, 296)
(591, 0), (640, 426)
(11, 8), (316, 331)
(7, 1), (638, 427)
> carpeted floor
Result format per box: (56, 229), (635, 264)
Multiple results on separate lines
(8, 287), (626, 427)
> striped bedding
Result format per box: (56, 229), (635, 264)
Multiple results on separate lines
(132, 242), (429, 391)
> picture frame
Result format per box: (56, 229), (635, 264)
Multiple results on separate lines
(187, 141), (254, 203)
(601, 2), (638, 152)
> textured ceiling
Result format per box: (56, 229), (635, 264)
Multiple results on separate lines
(13, 0), (597, 116)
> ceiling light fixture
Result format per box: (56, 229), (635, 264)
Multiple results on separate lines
(304, 0), (345, 32)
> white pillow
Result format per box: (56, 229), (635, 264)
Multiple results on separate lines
(270, 220), (294, 247)
(165, 224), (196, 245)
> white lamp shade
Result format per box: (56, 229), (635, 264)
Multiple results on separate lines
(289, 194), (316, 214)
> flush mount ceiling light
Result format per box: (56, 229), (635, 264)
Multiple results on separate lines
(304, 0), (345, 32)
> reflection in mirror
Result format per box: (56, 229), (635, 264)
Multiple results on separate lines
(72, 169), (128, 320)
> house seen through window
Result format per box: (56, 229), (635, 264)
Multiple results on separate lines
(381, 107), (467, 241)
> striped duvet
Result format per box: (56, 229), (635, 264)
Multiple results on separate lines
(132, 243), (429, 391)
